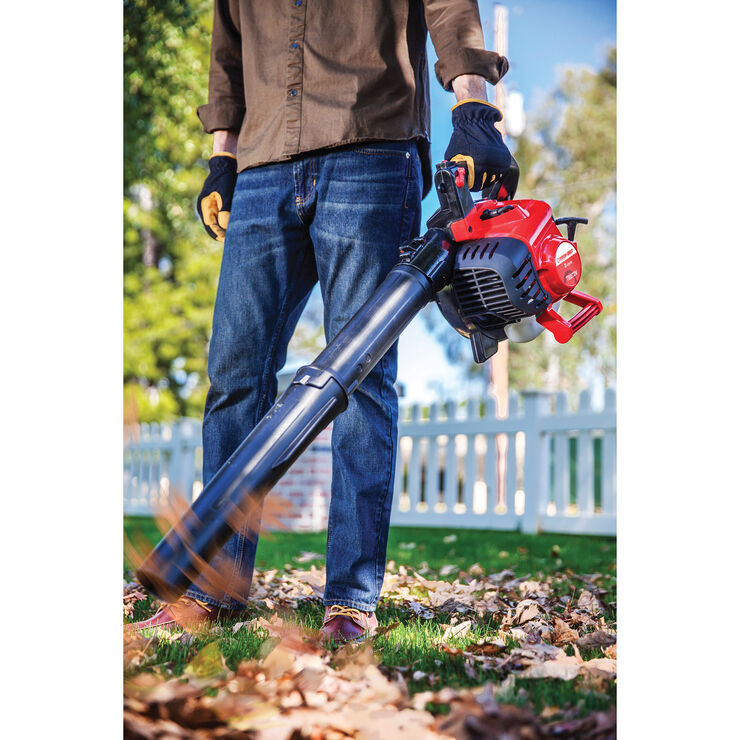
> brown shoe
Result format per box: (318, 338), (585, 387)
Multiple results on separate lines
(129, 596), (241, 632)
(320, 605), (378, 643)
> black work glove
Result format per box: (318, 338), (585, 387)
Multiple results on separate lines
(196, 153), (237, 242)
(445, 99), (519, 198)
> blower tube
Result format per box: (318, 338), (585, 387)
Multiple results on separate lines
(137, 228), (452, 602)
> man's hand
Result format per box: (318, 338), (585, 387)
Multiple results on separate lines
(197, 131), (238, 242)
(197, 153), (237, 242)
(445, 75), (517, 197)
(444, 98), (517, 194)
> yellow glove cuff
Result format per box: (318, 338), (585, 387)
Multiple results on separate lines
(450, 98), (502, 115)
(210, 151), (236, 160)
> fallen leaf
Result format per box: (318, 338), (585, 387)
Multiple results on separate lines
(581, 657), (617, 679)
(552, 617), (579, 646)
(406, 601), (435, 620)
(375, 621), (401, 637)
(603, 643), (617, 660)
(465, 640), (507, 657)
(184, 642), (229, 684)
(513, 599), (541, 626)
(441, 619), (473, 642)
(261, 643), (296, 679)
(294, 550), (323, 563)
(577, 589), (604, 614)
(521, 655), (582, 680)
(577, 630), (617, 650)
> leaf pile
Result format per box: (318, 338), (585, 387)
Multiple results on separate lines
(124, 560), (616, 738)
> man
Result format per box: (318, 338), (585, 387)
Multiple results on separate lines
(136, 0), (516, 641)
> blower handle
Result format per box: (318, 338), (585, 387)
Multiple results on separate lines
(536, 290), (603, 344)
(482, 158), (520, 201)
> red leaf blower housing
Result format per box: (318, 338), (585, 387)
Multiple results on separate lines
(137, 160), (603, 603)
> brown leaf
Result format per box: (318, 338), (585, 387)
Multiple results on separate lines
(603, 643), (617, 660)
(441, 619), (473, 642)
(374, 620), (401, 637)
(577, 630), (617, 650)
(581, 657), (617, 680)
(521, 655), (582, 680)
(184, 642), (229, 684)
(435, 689), (547, 740)
(465, 640), (507, 657)
(261, 643), (296, 680)
(551, 617), (580, 646)
(577, 589), (604, 614)
(513, 599), (541, 625)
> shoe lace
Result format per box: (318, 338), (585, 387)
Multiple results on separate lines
(324, 604), (365, 625)
(177, 596), (213, 613)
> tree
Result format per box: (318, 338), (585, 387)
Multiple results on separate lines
(124, 0), (220, 421)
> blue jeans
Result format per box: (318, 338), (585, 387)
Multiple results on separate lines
(186, 140), (422, 612)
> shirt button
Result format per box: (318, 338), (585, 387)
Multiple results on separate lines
(289, 89), (298, 97)
(295, 0), (302, 5)
(291, 42), (298, 49)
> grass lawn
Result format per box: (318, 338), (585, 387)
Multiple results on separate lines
(125, 516), (615, 581)
(124, 518), (616, 735)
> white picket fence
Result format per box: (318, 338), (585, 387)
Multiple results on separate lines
(123, 388), (615, 535)
(124, 418), (203, 517)
(390, 389), (616, 535)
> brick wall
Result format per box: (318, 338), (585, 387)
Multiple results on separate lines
(270, 424), (333, 532)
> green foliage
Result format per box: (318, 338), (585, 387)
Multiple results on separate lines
(124, 0), (219, 421)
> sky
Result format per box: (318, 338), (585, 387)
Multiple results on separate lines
(288, 1), (616, 405)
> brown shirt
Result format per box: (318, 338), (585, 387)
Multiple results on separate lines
(197, 0), (508, 195)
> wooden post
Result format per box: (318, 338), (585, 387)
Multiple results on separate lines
(490, 3), (510, 506)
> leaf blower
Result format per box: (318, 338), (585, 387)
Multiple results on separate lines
(136, 160), (602, 602)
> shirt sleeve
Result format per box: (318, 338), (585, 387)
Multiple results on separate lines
(197, 0), (246, 133)
(421, 0), (509, 91)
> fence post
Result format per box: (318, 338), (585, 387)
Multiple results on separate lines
(506, 392), (519, 515)
(601, 388), (617, 516)
(576, 390), (595, 516)
(443, 400), (458, 514)
(553, 392), (570, 515)
(407, 404), (422, 512)
(521, 391), (550, 533)
(179, 418), (201, 502)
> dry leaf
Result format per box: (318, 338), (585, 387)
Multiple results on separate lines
(577, 589), (604, 614)
(441, 620), (472, 642)
(552, 617), (579, 646)
(521, 655), (582, 680)
(581, 657), (617, 679)
(577, 630), (616, 650)
(184, 642), (229, 684)
(513, 599), (541, 625)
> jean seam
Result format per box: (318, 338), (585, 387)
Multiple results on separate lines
(372, 353), (391, 606)
(227, 214), (308, 610)
(255, 247), (307, 420)
(184, 588), (233, 609)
